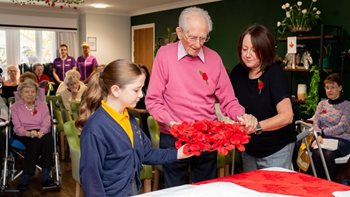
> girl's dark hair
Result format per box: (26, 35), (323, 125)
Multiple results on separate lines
(75, 59), (144, 130)
(237, 24), (276, 71)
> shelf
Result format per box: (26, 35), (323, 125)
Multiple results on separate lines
(283, 67), (310, 72)
(291, 97), (306, 104)
(276, 35), (343, 41)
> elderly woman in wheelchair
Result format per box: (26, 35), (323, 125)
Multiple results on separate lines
(11, 79), (54, 191)
(311, 73), (350, 181)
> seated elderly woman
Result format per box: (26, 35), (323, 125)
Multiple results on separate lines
(56, 69), (86, 113)
(11, 79), (54, 191)
(312, 73), (350, 181)
(1, 65), (20, 98)
(0, 96), (9, 165)
(14, 71), (45, 102)
(3, 65), (19, 87)
(33, 63), (52, 93)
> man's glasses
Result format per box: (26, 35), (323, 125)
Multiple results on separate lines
(181, 29), (210, 44)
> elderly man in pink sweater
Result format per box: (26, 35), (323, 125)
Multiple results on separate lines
(146, 7), (257, 187)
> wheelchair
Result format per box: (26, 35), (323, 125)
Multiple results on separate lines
(0, 98), (61, 193)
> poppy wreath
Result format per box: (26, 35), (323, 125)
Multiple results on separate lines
(169, 120), (250, 156)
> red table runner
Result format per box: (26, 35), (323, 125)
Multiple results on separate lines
(196, 170), (350, 197)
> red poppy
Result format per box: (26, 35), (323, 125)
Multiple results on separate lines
(199, 70), (209, 85)
(33, 108), (37, 116)
(258, 79), (264, 94)
(169, 120), (250, 156)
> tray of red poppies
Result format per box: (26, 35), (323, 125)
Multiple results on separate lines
(169, 120), (250, 156)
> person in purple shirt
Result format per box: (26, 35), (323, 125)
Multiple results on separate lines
(11, 79), (54, 191)
(76, 42), (98, 83)
(53, 44), (77, 84)
(146, 7), (258, 188)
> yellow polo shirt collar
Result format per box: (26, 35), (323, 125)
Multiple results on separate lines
(101, 100), (134, 148)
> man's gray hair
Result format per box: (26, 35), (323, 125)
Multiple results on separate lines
(179, 7), (213, 33)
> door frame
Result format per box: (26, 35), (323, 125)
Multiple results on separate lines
(131, 23), (155, 62)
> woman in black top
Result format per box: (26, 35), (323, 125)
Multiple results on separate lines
(230, 24), (296, 172)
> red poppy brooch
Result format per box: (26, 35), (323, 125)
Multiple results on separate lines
(258, 79), (264, 94)
(199, 70), (209, 85)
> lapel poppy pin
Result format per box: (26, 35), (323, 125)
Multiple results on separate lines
(33, 108), (37, 116)
(199, 70), (208, 85)
(258, 79), (264, 94)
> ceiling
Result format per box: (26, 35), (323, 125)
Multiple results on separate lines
(0, 0), (221, 16)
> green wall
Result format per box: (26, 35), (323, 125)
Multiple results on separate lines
(131, 0), (282, 69)
(131, 0), (350, 99)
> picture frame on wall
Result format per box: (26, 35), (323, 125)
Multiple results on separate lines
(87, 37), (97, 51)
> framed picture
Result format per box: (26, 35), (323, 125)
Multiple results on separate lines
(87, 37), (97, 51)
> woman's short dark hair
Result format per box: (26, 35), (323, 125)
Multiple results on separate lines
(238, 24), (276, 71)
(324, 73), (342, 86)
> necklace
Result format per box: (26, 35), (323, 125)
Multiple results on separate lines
(25, 104), (35, 112)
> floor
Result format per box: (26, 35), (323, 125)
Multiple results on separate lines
(1, 160), (76, 197)
(1, 158), (157, 197)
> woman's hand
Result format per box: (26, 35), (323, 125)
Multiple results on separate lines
(37, 131), (44, 139)
(27, 130), (38, 138)
(237, 114), (258, 134)
(169, 121), (179, 127)
(177, 145), (193, 159)
(311, 136), (324, 148)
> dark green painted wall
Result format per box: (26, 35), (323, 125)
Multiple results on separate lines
(132, 0), (283, 69)
(131, 0), (350, 98)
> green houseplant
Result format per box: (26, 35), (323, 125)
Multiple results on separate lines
(299, 65), (320, 118)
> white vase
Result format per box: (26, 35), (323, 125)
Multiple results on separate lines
(297, 84), (307, 102)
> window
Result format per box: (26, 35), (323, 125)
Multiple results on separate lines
(0, 28), (57, 78)
(20, 30), (56, 64)
(0, 30), (6, 71)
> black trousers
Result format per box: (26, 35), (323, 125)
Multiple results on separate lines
(160, 133), (217, 187)
(14, 132), (53, 175)
(312, 148), (340, 181)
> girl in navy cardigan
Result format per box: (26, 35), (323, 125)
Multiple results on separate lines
(76, 59), (191, 196)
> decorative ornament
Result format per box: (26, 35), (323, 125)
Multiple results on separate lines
(11, 0), (84, 9)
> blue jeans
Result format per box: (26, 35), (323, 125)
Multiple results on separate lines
(242, 142), (295, 172)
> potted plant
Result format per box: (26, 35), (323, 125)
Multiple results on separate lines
(299, 65), (320, 119)
(276, 0), (321, 35)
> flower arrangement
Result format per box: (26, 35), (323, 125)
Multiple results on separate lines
(277, 0), (321, 35)
(169, 120), (250, 156)
(11, 0), (84, 9)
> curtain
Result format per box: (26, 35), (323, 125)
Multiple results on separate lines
(56, 31), (78, 59)
(6, 29), (20, 66)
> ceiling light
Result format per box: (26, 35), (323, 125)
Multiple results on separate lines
(91, 3), (109, 9)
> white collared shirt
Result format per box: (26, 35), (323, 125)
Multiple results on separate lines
(177, 41), (205, 62)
